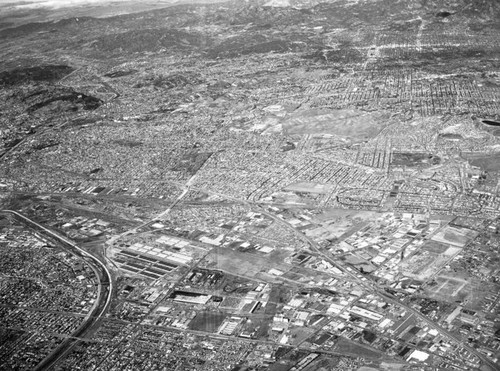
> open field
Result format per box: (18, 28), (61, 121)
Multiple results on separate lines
(425, 275), (470, 302)
(334, 337), (384, 359)
(188, 311), (226, 333)
(401, 246), (462, 281)
(461, 152), (500, 172)
(284, 182), (334, 194)
(306, 209), (384, 241)
(431, 226), (478, 247)
(282, 109), (391, 141)
(391, 152), (440, 167)
(199, 247), (294, 280)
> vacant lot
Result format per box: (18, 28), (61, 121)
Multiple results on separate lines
(188, 311), (226, 333)
(391, 152), (440, 167)
(199, 247), (293, 280)
(334, 337), (383, 359)
(462, 152), (500, 172)
(431, 225), (477, 247)
(282, 108), (391, 141)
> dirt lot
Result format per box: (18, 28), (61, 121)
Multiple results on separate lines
(282, 108), (391, 141)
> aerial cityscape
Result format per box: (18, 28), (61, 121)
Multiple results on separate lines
(0, 0), (500, 370)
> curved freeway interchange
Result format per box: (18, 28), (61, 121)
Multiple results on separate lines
(2, 210), (113, 371)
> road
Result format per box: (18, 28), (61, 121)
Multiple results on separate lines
(103, 176), (494, 369)
(255, 206), (497, 371)
(131, 183), (491, 370)
(106, 174), (196, 247)
(6, 181), (496, 369)
(2, 210), (113, 371)
(108, 180), (492, 367)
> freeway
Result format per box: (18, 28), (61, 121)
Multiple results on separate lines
(39, 174), (496, 370)
(2, 210), (113, 371)
(106, 174), (196, 247)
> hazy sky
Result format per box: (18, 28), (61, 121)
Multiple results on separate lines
(1, 0), (146, 9)
(0, 0), (224, 23)
(0, 0), (220, 11)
